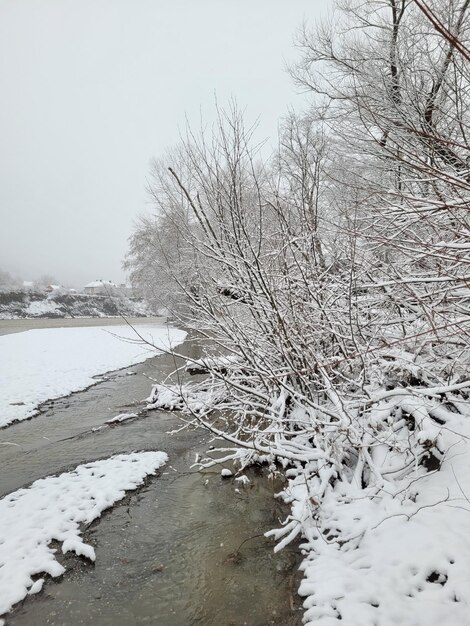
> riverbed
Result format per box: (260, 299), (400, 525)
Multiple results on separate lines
(0, 319), (302, 625)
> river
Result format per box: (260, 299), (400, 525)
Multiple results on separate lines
(0, 318), (302, 625)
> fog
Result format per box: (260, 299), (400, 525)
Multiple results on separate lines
(0, 0), (327, 288)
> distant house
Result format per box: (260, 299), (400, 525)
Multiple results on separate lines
(45, 284), (62, 293)
(83, 280), (117, 296)
(22, 280), (35, 290)
(69, 288), (77, 294)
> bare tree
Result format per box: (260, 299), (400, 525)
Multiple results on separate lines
(128, 6), (470, 618)
(0, 269), (20, 290)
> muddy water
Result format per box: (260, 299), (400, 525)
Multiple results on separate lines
(0, 324), (302, 626)
(0, 316), (166, 336)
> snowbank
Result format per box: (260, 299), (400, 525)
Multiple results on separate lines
(0, 324), (186, 427)
(25, 300), (62, 317)
(271, 411), (470, 626)
(0, 451), (167, 616)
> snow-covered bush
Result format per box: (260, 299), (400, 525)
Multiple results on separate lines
(136, 1), (470, 622)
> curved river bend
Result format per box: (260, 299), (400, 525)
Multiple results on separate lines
(0, 319), (302, 626)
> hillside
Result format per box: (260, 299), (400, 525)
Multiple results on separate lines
(0, 290), (153, 319)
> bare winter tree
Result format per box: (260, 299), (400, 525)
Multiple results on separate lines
(0, 269), (19, 290)
(124, 153), (200, 314)
(36, 274), (59, 290)
(128, 4), (470, 620)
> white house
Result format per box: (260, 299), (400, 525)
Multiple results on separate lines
(83, 280), (118, 295)
(45, 284), (63, 293)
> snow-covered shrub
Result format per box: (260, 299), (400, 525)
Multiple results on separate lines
(135, 2), (470, 622)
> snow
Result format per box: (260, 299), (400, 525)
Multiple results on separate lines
(0, 290), (154, 320)
(0, 451), (167, 617)
(84, 280), (117, 288)
(234, 475), (250, 486)
(185, 352), (470, 624)
(220, 468), (233, 477)
(147, 382), (225, 413)
(0, 324), (186, 427)
(268, 409), (470, 626)
(106, 412), (138, 424)
(24, 300), (61, 317)
(28, 579), (44, 594)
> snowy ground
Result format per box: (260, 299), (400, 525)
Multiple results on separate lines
(0, 323), (186, 427)
(0, 451), (167, 617)
(271, 408), (470, 626)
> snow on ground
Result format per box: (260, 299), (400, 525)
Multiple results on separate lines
(0, 324), (186, 428)
(271, 410), (470, 626)
(0, 452), (168, 615)
(24, 300), (62, 317)
(0, 451), (167, 617)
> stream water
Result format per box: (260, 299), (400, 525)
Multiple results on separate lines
(0, 319), (302, 626)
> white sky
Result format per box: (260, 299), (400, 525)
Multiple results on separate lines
(0, 0), (329, 288)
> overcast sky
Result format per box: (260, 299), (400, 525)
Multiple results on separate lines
(0, 0), (328, 288)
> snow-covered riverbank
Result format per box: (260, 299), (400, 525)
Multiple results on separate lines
(0, 323), (186, 427)
(0, 452), (168, 617)
(279, 412), (470, 626)
(150, 370), (470, 625)
(0, 335), (300, 626)
(0, 290), (152, 320)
